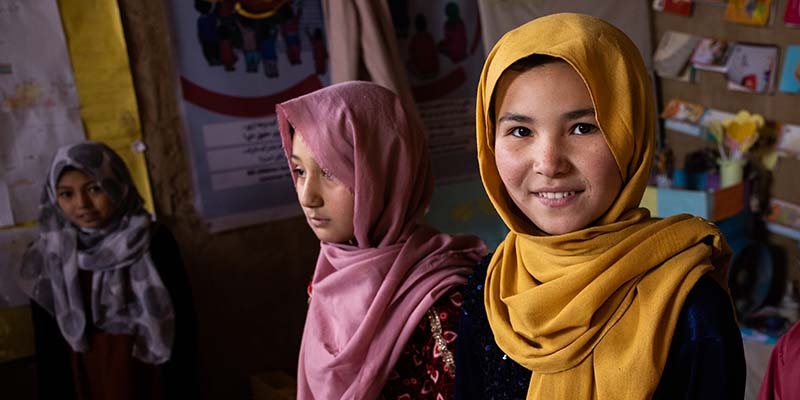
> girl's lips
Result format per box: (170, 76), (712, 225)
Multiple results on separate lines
(533, 191), (581, 207)
(78, 212), (99, 221)
(307, 216), (330, 228)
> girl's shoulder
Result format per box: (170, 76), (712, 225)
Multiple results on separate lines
(462, 253), (493, 315)
(680, 275), (739, 331)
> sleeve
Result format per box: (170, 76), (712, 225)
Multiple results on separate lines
(30, 300), (76, 400)
(757, 321), (800, 400)
(454, 262), (487, 400)
(654, 275), (747, 400)
(454, 254), (530, 400)
(382, 289), (463, 399)
(148, 224), (200, 399)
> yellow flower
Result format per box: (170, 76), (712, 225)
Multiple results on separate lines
(723, 110), (762, 146)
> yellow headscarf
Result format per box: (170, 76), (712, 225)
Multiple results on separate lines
(477, 13), (733, 399)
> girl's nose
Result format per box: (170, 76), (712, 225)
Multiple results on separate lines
(533, 137), (571, 178)
(77, 191), (92, 208)
(298, 177), (323, 208)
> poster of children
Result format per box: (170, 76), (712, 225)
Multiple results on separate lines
(169, 0), (330, 231)
(390, 0), (486, 183)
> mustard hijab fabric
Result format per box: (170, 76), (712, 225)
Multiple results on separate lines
(476, 13), (733, 399)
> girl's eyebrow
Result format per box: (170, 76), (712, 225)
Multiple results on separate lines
(56, 181), (98, 191)
(497, 108), (596, 125)
(563, 108), (596, 120)
(496, 112), (534, 125)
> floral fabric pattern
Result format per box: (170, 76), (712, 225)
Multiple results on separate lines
(381, 289), (463, 400)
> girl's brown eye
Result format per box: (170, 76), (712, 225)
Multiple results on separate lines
(571, 123), (597, 135)
(510, 127), (532, 138)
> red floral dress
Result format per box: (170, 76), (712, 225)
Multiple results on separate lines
(380, 288), (464, 400)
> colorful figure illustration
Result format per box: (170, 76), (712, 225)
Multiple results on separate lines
(260, 23), (280, 78)
(408, 13), (438, 79)
(306, 27), (328, 75)
(280, 4), (303, 65)
(237, 16), (261, 72)
(196, 1), (221, 66)
(217, 22), (240, 71)
(437, 2), (467, 63)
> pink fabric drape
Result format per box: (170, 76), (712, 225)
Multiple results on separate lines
(321, 0), (419, 121)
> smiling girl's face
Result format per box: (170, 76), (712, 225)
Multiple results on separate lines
(493, 61), (622, 235)
(291, 132), (355, 244)
(56, 168), (117, 229)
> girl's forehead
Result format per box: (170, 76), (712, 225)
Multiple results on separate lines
(57, 168), (91, 183)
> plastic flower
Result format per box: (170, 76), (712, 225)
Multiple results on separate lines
(705, 110), (763, 160)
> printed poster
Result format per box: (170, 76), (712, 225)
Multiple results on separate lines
(168, 0), (330, 232)
(390, 0), (485, 183)
(0, 0), (86, 226)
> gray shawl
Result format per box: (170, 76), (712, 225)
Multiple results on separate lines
(17, 141), (174, 364)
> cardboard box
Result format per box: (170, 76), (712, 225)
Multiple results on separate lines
(642, 182), (745, 221)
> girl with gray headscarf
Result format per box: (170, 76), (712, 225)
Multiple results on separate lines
(17, 141), (197, 400)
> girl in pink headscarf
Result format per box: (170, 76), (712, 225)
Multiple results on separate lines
(277, 81), (487, 399)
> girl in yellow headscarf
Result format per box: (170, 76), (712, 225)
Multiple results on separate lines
(454, 13), (745, 399)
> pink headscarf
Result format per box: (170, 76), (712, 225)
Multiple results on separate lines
(277, 81), (487, 399)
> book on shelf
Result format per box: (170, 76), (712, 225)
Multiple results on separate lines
(724, 0), (773, 26)
(652, 0), (694, 16)
(661, 108), (736, 137)
(661, 99), (707, 136)
(690, 37), (734, 72)
(785, 0), (800, 26)
(698, 108), (736, 129)
(653, 31), (701, 78)
(778, 45), (800, 94)
(777, 123), (800, 156)
(661, 98), (706, 123)
(766, 198), (800, 232)
(725, 43), (779, 93)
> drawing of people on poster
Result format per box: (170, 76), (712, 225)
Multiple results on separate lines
(171, 0), (330, 231)
(390, 0), (485, 183)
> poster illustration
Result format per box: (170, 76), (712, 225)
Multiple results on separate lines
(169, 0), (330, 231)
(391, 0), (485, 183)
(0, 0), (86, 226)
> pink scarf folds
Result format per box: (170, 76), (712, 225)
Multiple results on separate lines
(277, 81), (487, 400)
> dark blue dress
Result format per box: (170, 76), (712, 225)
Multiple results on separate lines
(454, 255), (746, 399)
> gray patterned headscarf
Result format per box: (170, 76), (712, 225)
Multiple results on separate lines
(17, 141), (174, 364)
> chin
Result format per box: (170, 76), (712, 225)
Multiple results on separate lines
(534, 220), (589, 236)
